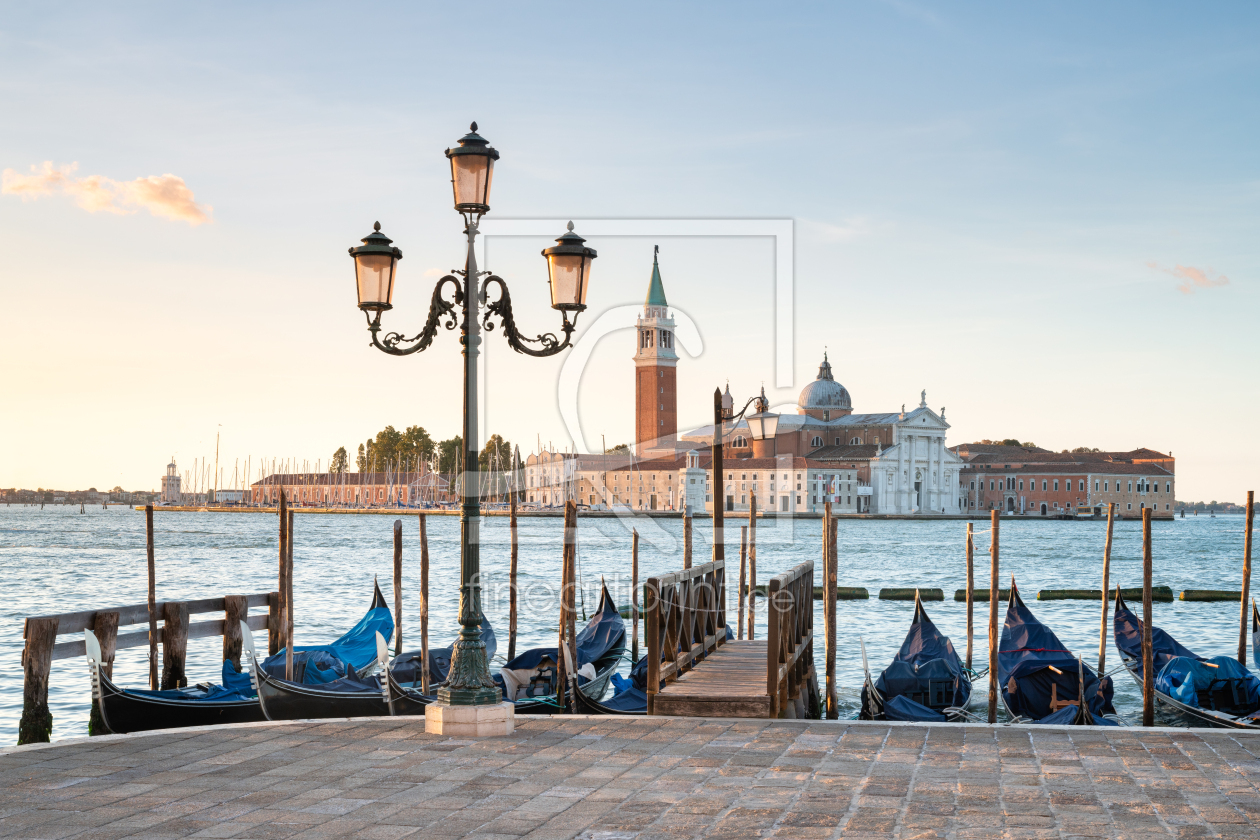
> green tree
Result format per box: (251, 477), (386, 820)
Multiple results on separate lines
(478, 434), (512, 497)
(605, 443), (630, 454)
(1071, 446), (1101, 453)
(1000, 439), (1021, 446)
(356, 443), (367, 472)
(437, 436), (463, 475)
(331, 447), (348, 474)
(400, 425), (434, 467)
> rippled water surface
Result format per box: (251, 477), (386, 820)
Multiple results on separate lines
(0, 506), (1253, 741)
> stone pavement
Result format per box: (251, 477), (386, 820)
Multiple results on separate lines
(3, 716), (1260, 839)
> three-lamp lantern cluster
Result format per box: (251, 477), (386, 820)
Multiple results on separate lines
(349, 123), (596, 317)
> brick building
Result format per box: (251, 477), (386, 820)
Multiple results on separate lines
(959, 448), (1176, 518)
(634, 247), (678, 456)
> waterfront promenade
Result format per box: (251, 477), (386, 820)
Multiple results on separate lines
(4, 717), (1260, 839)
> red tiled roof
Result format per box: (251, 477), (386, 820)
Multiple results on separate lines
(961, 462), (1173, 477)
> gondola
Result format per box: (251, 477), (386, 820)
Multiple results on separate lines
(860, 591), (971, 721)
(498, 581), (625, 713)
(1115, 588), (1260, 728)
(84, 582), (393, 734)
(999, 580), (1118, 725)
(250, 615), (495, 721)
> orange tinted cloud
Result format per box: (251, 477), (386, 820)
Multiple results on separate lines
(2, 161), (212, 225)
(1146, 261), (1229, 294)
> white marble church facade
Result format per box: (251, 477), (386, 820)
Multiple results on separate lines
(866, 399), (965, 514)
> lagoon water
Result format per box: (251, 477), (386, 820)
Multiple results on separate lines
(0, 505), (1253, 742)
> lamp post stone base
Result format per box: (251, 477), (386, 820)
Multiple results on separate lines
(424, 700), (514, 737)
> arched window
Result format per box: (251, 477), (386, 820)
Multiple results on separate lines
(850, 437), (863, 445)
(733, 435), (748, 447)
(811, 436), (822, 447)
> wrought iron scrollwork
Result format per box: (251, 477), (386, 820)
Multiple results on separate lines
(367, 275), (462, 356)
(480, 275), (577, 357)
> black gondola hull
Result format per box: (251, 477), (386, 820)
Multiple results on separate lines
(255, 669), (430, 720)
(95, 673), (264, 734)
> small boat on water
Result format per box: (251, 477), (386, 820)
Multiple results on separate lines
(249, 614), (495, 720)
(1116, 588), (1260, 729)
(84, 582), (393, 734)
(860, 591), (972, 722)
(999, 581), (1118, 725)
(498, 582), (626, 713)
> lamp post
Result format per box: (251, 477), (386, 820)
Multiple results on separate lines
(349, 123), (596, 712)
(712, 386), (779, 559)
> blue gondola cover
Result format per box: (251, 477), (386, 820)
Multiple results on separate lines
(863, 596), (970, 720)
(999, 583), (1113, 721)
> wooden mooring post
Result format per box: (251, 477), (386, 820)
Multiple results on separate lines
(419, 513), (430, 694)
(19, 617), (58, 744)
(146, 504), (157, 689)
(393, 519), (403, 655)
(823, 502), (838, 719)
(509, 492), (518, 662)
(1142, 507), (1155, 727)
(286, 507), (295, 680)
(738, 526), (748, 641)
(1099, 502), (1116, 674)
(965, 522), (973, 671)
(557, 501), (578, 711)
(987, 510), (999, 724)
(161, 601), (189, 689)
(1239, 491), (1255, 666)
(223, 596), (246, 671)
(631, 528), (640, 663)
(683, 505), (692, 569)
(747, 495), (758, 641)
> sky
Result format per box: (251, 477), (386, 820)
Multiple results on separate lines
(0, 2), (1257, 501)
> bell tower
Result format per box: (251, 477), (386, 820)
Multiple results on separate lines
(634, 246), (678, 455)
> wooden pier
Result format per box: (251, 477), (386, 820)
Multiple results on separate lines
(645, 558), (819, 718)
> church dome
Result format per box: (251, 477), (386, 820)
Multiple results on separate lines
(798, 353), (851, 411)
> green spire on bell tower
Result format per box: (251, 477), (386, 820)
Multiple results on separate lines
(645, 245), (668, 308)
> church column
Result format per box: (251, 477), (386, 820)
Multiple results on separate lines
(904, 434), (914, 512)
(896, 434), (906, 513)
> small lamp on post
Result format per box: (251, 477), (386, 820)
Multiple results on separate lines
(746, 388), (779, 459)
(349, 222), (403, 316)
(445, 122), (499, 217)
(542, 222), (597, 312)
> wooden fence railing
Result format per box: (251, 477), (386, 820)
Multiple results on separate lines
(19, 592), (279, 745)
(766, 560), (814, 718)
(644, 559), (726, 714)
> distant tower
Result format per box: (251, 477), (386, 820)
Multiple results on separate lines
(635, 246), (678, 455)
(161, 457), (181, 504)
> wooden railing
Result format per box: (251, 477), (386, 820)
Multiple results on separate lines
(766, 560), (814, 717)
(644, 559), (726, 714)
(19, 592), (279, 745)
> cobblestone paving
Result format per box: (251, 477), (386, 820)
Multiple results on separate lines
(4, 717), (1260, 839)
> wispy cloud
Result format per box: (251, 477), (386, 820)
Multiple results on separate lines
(1146, 261), (1230, 294)
(800, 216), (876, 243)
(2, 161), (212, 225)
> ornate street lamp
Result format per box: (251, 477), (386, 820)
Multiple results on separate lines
(349, 123), (595, 716)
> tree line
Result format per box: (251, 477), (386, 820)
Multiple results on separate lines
(330, 425), (519, 480)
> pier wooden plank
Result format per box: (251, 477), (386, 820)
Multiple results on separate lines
(31, 593), (272, 636)
(654, 640), (773, 718)
(50, 614), (270, 661)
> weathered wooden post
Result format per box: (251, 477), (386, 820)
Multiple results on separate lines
(509, 490), (519, 662)
(1239, 491), (1255, 665)
(738, 526), (748, 640)
(683, 505), (692, 569)
(19, 616), (58, 744)
(747, 495), (758, 641)
(557, 501), (578, 710)
(825, 503), (838, 719)
(223, 596), (247, 670)
(1142, 507), (1154, 727)
(393, 519), (403, 655)
(419, 513), (430, 694)
(146, 504), (158, 689)
(285, 506), (295, 680)
(88, 610), (119, 736)
(965, 522), (974, 670)
(987, 510), (999, 724)
(631, 528), (640, 663)
(277, 491), (290, 673)
(161, 601), (189, 689)
(712, 388), (725, 566)
(1099, 502), (1116, 673)
(268, 590), (281, 655)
